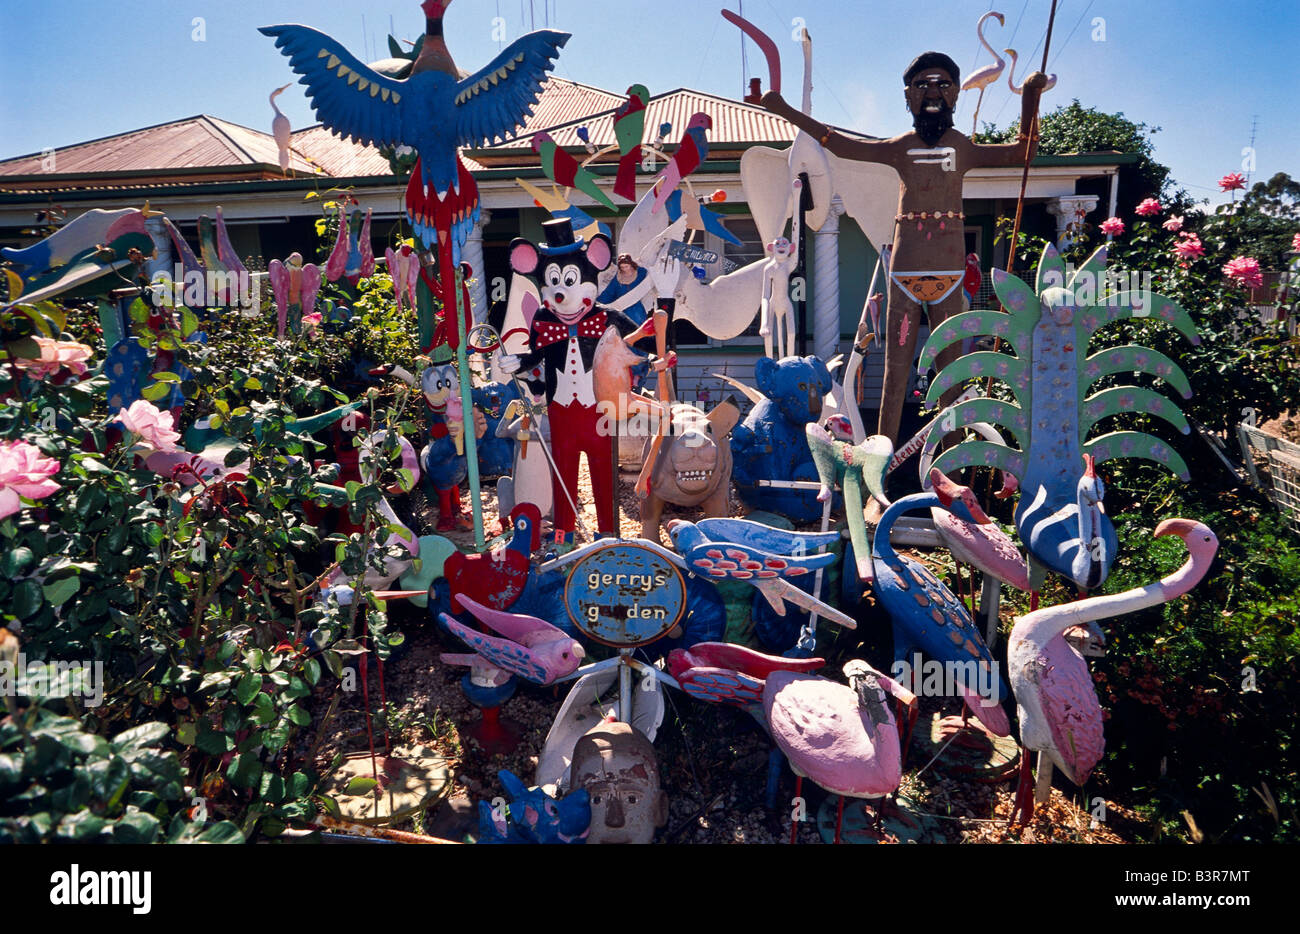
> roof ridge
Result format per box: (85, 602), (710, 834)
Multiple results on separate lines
(198, 115), (259, 165)
(540, 74), (622, 98)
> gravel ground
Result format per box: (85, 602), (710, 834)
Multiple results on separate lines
(306, 457), (1148, 844)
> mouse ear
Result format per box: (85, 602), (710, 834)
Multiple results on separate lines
(509, 239), (540, 275)
(585, 233), (613, 271)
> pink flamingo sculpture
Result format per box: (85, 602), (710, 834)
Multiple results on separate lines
(961, 11), (1007, 134)
(1007, 518), (1219, 823)
(1005, 48), (1058, 96)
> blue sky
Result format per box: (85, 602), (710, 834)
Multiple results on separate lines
(1, 0), (1296, 202)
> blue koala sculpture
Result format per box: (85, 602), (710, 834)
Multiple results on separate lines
(730, 355), (835, 522)
(476, 770), (591, 844)
(471, 380), (519, 479)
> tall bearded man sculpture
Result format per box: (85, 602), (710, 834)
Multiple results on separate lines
(760, 52), (1048, 447)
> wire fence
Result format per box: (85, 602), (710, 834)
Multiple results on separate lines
(1238, 423), (1300, 538)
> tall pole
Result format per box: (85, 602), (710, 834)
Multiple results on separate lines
(453, 264), (485, 550)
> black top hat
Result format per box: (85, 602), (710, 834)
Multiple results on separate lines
(539, 218), (584, 257)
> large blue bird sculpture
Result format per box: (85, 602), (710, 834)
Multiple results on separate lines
(260, 0), (568, 255)
(871, 469), (1011, 737)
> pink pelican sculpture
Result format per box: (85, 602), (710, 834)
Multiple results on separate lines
(269, 83), (293, 173)
(1007, 518), (1219, 822)
(961, 11), (1006, 134)
(926, 465), (1030, 593)
(1005, 48), (1058, 96)
(764, 660), (917, 843)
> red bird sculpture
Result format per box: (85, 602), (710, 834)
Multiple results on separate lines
(651, 112), (712, 213)
(443, 503), (539, 613)
(612, 84), (649, 202)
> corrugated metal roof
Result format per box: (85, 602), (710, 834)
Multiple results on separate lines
(0, 81), (885, 196)
(481, 88), (831, 154)
(287, 126), (393, 178)
(517, 77), (625, 136)
(0, 116), (320, 177)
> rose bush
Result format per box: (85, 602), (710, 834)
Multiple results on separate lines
(1, 283), (423, 842)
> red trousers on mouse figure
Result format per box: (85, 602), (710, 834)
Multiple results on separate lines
(547, 400), (615, 537)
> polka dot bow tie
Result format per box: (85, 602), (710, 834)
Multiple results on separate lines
(533, 311), (606, 348)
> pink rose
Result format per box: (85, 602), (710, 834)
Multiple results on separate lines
(302, 312), (322, 333)
(1162, 215), (1184, 232)
(13, 337), (93, 379)
(1099, 217), (1125, 237)
(1218, 172), (1247, 192)
(1292, 232), (1300, 253)
(1222, 256), (1263, 289)
(1134, 198), (1161, 217)
(117, 399), (182, 454)
(1174, 234), (1205, 261)
(0, 439), (61, 520)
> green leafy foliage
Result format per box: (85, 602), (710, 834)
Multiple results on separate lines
(1094, 487), (1300, 842)
(1, 287), (422, 842)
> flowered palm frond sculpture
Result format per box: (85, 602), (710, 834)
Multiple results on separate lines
(918, 243), (1199, 590)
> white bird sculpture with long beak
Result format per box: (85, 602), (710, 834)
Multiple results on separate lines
(961, 11), (1006, 134)
(1007, 518), (1218, 823)
(269, 83), (293, 174)
(1005, 48), (1058, 96)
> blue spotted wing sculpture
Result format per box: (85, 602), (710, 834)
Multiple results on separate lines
(919, 243), (1198, 590)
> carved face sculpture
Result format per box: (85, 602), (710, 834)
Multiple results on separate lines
(905, 66), (959, 146)
(570, 721), (667, 844)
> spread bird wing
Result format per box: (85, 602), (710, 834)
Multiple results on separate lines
(695, 518), (840, 560)
(676, 666), (767, 708)
(686, 642), (824, 679)
(267, 260), (289, 336)
(267, 260), (289, 311)
(457, 593), (555, 645)
(214, 208), (246, 276)
(162, 217), (203, 277)
(259, 24), (408, 149)
(453, 30), (570, 147)
(300, 263), (322, 314)
(325, 204), (350, 281)
(440, 614), (550, 684)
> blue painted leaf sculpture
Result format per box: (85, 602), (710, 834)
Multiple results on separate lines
(918, 242), (1199, 590)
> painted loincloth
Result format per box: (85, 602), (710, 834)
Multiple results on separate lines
(890, 271), (964, 306)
